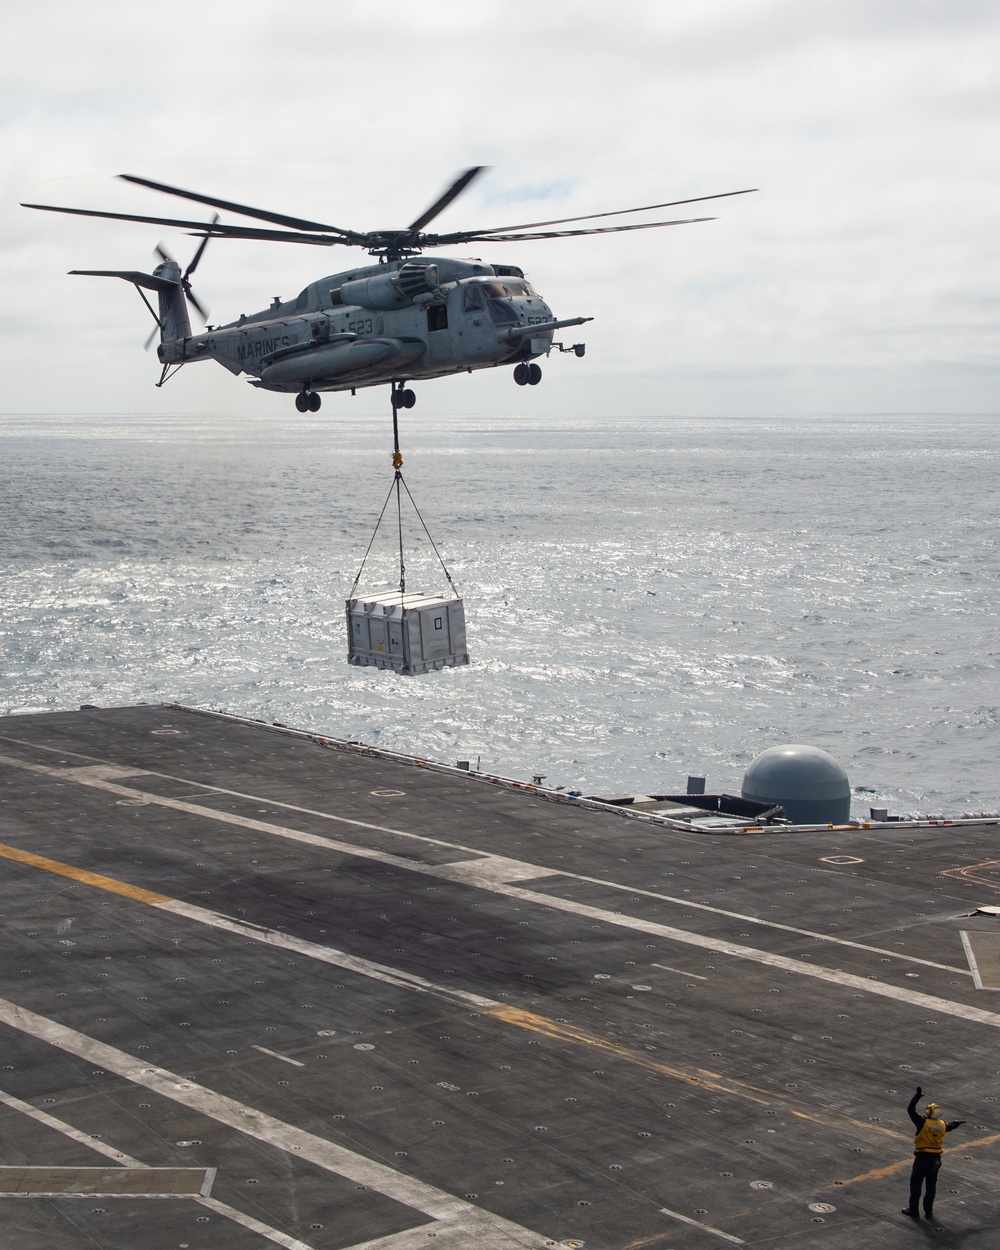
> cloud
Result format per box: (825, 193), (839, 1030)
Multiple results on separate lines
(2, 0), (999, 414)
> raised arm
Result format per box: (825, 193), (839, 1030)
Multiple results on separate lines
(907, 1086), (924, 1129)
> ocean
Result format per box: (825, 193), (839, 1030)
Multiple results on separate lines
(1, 410), (997, 818)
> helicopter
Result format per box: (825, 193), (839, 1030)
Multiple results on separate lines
(23, 169), (754, 413)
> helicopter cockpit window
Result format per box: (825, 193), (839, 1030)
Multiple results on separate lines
(482, 280), (535, 299)
(462, 284), (485, 312)
(484, 292), (517, 325)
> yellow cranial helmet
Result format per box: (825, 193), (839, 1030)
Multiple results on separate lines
(925, 1102), (941, 1114)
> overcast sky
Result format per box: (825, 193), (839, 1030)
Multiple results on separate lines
(3, 0), (998, 417)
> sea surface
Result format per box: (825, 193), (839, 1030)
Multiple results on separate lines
(1, 410), (997, 818)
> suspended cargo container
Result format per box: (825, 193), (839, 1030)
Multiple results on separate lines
(346, 590), (469, 676)
(346, 424), (469, 675)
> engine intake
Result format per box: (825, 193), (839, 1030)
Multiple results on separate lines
(394, 261), (439, 300)
(338, 262), (440, 310)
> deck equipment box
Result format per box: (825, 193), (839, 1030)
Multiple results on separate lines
(347, 590), (469, 675)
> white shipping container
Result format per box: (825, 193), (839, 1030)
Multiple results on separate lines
(346, 589), (469, 675)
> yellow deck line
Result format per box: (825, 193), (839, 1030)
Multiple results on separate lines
(941, 859), (1000, 893)
(484, 1004), (911, 1140)
(0, 844), (172, 905)
(814, 1131), (1000, 1193)
(0, 840), (942, 1150)
(486, 1003), (771, 1105)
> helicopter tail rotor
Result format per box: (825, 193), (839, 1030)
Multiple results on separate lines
(154, 213), (215, 323)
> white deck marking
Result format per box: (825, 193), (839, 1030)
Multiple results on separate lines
(652, 963), (708, 980)
(73, 857), (1000, 1033)
(68, 764), (152, 783)
(0, 744), (967, 974)
(192, 1197), (321, 1249)
(336, 1211), (548, 1250)
(1, 754), (995, 1034)
(659, 1205), (746, 1244)
(0, 1087), (317, 1248)
(159, 898), (493, 1008)
(0, 1086), (141, 1165)
(490, 881), (1000, 1031)
(0, 841), (938, 1141)
(548, 875), (967, 975)
(0, 996), (551, 1248)
(435, 855), (554, 885)
(251, 1044), (306, 1066)
(336, 1227), (441, 1250)
(961, 931), (985, 989)
(123, 770), (973, 971)
(961, 930), (1000, 990)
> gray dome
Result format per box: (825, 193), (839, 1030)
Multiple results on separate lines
(742, 744), (851, 825)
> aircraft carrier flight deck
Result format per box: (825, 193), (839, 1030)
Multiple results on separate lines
(0, 704), (998, 1249)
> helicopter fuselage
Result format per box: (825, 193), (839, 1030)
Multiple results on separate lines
(159, 255), (586, 396)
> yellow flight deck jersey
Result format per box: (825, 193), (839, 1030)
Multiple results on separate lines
(914, 1115), (947, 1154)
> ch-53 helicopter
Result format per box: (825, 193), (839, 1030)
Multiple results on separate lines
(23, 169), (753, 413)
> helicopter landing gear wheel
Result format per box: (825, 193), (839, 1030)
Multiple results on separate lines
(527, 363), (542, 386)
(513, 362), (530, 386)
(308, 392), (322, 412)
(295, 391), (309, 413)
(391, 385), (416, 410)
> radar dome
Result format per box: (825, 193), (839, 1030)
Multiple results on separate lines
(741, 745), (850, 825)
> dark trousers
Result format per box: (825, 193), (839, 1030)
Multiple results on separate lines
(908, 1152), (941, 1213)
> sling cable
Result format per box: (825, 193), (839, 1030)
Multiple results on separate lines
(345, 383), (469, 676)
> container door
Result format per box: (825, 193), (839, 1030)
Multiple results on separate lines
(369, 617), (387, 655)
(349, 615), (367, 658)
(447, 602), (468, 656)
(427, 607), (451, 659)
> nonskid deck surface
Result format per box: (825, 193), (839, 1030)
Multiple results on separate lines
(0, 706), (997, 1250)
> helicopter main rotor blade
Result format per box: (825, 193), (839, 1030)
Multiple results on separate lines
(433, 215), (716, 244)
(407, 166), (486, 233)
(447, 187), (757, 236)
(185, 225), (344, 245)
(119, 174), (359, 238)
(23, 202), (346, 246)
(23, 202), (252, 234)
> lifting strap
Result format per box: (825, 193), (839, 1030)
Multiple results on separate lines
(349, 404), (459, 602)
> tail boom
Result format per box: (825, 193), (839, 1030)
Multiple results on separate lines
(69, 260), (192, 357)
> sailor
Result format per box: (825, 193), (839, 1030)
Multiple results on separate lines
(901, 1086), (965, 1220)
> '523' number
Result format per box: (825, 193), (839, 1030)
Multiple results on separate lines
(348, 316), (381, 335)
